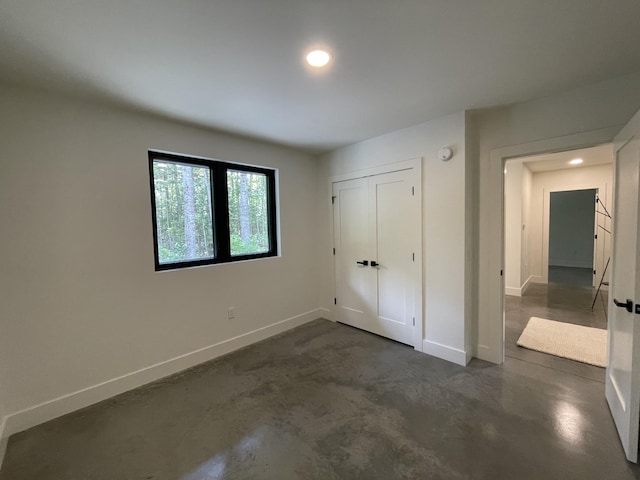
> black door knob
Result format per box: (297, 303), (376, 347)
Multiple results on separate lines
(356, 260), (369, 266)
(613, 298), (633, 313)
(370, 261), (379, 267)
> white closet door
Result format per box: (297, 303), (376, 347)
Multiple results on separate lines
(333, 168), (418, 347)
(369, 169), (416, 345)
(333, 178), (375, 331)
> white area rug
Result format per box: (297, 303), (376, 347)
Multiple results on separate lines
(517, 317), (607, 367)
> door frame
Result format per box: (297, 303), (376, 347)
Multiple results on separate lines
(543, 186), (605, 287)
(329, 157), (424, 351)
(482, 126), (619, 364)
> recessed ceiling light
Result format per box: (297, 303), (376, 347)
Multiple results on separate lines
(305, 49), (332, 68)
(569, 158), (583, 165)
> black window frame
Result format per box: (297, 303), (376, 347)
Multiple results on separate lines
(148, 150), (278, 271)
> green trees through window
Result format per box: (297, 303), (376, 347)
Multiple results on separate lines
(153, 162), (214, 263)
(149, 151), (277, 270)
(227, 170), (269, 256)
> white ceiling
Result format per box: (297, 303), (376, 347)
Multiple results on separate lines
(2, 1), (640, 152)
(521, 144), (613, 173)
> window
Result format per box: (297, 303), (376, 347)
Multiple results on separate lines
(149, 151), (278, 270)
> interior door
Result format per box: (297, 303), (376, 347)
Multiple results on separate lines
(333, 178), (374, 331)
(333, 168), (419, 347)
(369, 170), (418, 345)
(606, 109), (640, 463)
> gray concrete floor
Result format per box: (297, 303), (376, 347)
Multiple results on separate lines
(1, 318), (637, 480)
(506, 282), (608, 382)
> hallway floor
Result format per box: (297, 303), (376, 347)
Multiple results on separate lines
(505, 282), (608, 382)
(1, 318), (636, 480)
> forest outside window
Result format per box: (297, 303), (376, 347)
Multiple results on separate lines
(149, 151), (278, 270)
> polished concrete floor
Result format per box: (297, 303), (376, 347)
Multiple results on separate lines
(1, 319), (637, 480)
(506, 280), (608, 382)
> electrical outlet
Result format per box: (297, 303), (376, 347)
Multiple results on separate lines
(227, 307), (236, 319)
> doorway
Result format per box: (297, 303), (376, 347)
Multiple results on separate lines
(503, 146), (612, 379)
(548, 188), (597, 287)
(486, 120), (640, 462)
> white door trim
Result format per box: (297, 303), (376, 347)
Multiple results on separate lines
(481, 126), (620, 364)
(329, 157), (423, 351)
(330, 158), (420, 183)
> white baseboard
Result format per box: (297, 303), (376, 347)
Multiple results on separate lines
(3, 309), (322, 440)
(422, 339), (469, 366)
(530, 275), (544, 284)
(0, 416), (7, 470)
(505, 275), (534, 297)
(505, 286), (521, 297)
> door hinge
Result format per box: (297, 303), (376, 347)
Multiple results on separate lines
(412, 252), (415, 262)
(594, 269), (596, 275)
(333, 248), (336, 255)
(331, 195), (336, 204)
(334, 297), (337, 305)
(500, 269), (503, 276)
(412, 186), (415, 196)
(595, 234), (598, 239)
(413, 317), (415, 326)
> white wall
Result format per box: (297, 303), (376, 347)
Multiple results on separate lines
(504, 161), (533, 296)
(504, 161), (523, 295)
(0, 82), (321, 436)
(529, 164), (612, 283)
(317, 111), (473, 365)
(474, 71), (640, 363)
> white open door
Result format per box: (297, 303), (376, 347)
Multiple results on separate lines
(606, 108), (640, 463)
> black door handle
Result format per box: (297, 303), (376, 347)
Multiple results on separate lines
(356, 260), (369, 266)
(613, 298), (633, 313)
(370, 261), (379, 267)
